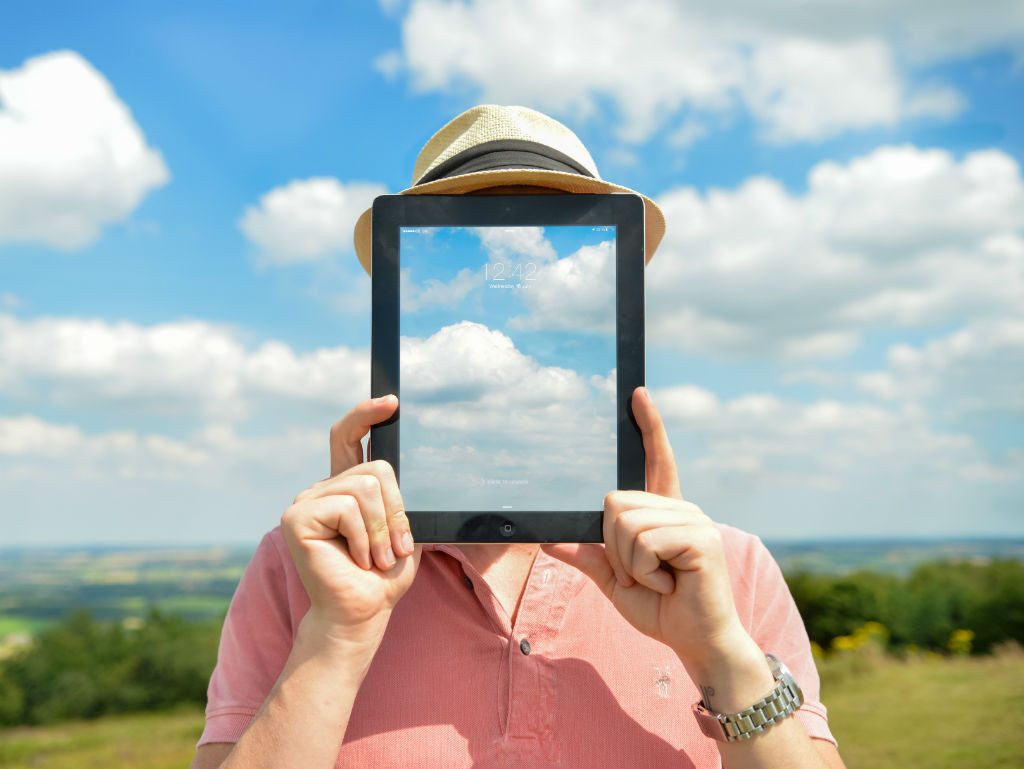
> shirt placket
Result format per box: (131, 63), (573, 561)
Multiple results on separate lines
(501, 552), (577, 767)
(435, 546), (578, 768)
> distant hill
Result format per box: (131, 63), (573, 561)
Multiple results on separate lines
(764, 538), (1024, 576)
(1, 538), (1023, 643)
(0, 544), (255, 644)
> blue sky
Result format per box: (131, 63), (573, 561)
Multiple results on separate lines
(1, 1), (1022, 545)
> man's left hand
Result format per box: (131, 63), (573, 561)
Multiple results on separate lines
(544, 386), (753, 671)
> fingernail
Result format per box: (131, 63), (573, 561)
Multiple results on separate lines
(401, 531), (414, 553)
(384, 547), (396, 567)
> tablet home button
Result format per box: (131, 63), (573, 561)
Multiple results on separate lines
(500, 521), (516, 537)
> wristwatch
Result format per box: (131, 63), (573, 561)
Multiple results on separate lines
(692, 654), (804, 742)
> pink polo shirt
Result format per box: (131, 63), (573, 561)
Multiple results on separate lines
(199, 524), (835, 767)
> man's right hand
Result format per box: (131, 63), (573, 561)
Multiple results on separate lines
(281, 395), (419, 646)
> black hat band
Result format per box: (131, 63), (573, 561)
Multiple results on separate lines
(415, 139), (596, 186)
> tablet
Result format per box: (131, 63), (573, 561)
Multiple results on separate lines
(370, 194), (645, 543)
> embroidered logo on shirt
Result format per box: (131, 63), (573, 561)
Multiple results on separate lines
(653, 665), (672, 698)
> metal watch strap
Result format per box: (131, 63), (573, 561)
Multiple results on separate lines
(692, 654), (804, 743)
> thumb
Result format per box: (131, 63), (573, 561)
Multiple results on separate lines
(542, 544), (617, 600)
(330, 395), (399, 477)
(632, 387), (683, 500)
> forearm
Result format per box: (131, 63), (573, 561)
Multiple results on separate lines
(221, 613), (382, 769)
(680, 631), (825, 769)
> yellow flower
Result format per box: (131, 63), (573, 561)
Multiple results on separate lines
(948, 628), (974, 656)
(832, 635), (857, 651)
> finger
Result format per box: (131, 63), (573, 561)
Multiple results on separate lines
(541, 544), (617, 599)
(282, 494), (372, 571)
(605, 490), (686, 513)
(602, 491), (694, 586)
(630, 527), (684, 595)
(362, 460), (413, 558)
(628, 524), (727, 593)
(632, 387), (683, 500)
(299, 472), (396, 571)
(603, 492), (634, 588)
(303, 458), (409, 556)
(613, 507), (694, 591)
(344, 473), (396, 571)
(329, 395), (399, 477)
(336, 460), (411, 558)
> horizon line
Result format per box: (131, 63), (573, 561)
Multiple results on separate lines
(2, 534), (1024, 552)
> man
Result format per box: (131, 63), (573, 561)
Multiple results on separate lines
(191, 106), (846, 769)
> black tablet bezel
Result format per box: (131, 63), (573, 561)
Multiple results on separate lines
(370, 193), (645, 543)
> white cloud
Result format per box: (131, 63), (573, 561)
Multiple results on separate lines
(904, 81), (966, 119)
(401, 320), (590, 409)
(398, 321), (616, 509)
(857, 318), (1024, 415)
(658, 385), (995, 481)
(400, 266), (478, 312)
(744, 38), (904, 142)
(0, 414), (327, 543)
(808, 147), (1024, 252)
(0, 313), (369, 423)
(0, 415), (100, 457)
(509, 239), (616, 333)
(374, 50), (404, 81)
(0, 50), (169, 249)
(589, 368), (616, 399)
(239, 177), (387, 264)
(668, 119), (709, 149)
(471, 226), (558, 264)
(0, 414), (210, 470)
(648, 145), (1024, 359)
(380, 0), (1021, 144)
(652, 384), (1023, 537)
(377, 0), (406, 15)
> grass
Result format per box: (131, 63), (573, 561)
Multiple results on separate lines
(0, 706), (205, 769)
(154, 595), (230, 615)
(822, 649), (1024, 769)
(0, 617), (52, 637)
(0, 653), (1021, 768)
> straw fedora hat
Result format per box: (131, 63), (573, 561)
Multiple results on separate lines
(353, 105), (665, 274)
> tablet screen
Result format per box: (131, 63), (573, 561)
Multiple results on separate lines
(398, 225), (617, 513)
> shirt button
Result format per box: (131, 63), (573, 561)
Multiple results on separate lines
(464, 575), (473, 589)
(520, 638), (531, 655)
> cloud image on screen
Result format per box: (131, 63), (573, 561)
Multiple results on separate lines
(399, 225), (617, 512)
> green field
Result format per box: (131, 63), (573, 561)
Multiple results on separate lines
(0, 546), (251, 632)
(0, 618), (50, 637)
(0, 706), (204, 769)
(1, 652), (1021, 769)
(823, 651), (1024, 769)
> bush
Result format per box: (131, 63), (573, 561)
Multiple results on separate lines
(786, 559), (1024, 655)
(0, 609), (221, 726)
(0, 668), (24, 725)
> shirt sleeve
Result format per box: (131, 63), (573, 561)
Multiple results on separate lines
(720, 524), (838, 748)
(197, 527), (309, 747)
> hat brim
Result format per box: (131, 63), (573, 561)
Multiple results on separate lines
(353, 167), (665, 274)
